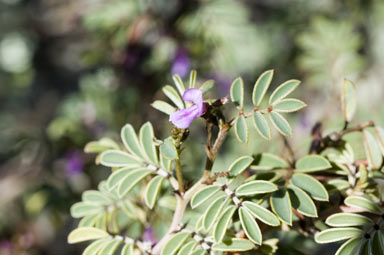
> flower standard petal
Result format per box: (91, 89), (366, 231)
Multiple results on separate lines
(169, 105), (200, 129)
(182, 88), (204, 115)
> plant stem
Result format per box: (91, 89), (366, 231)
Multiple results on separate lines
(152, 124), (230, 255)
(175, 158), (184, 193)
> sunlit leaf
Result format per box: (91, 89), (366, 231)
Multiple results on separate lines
(189, 70), (197, 88)
(71, 203), (101, 218)
(212, 238), (255, 252)
(68, 227), (109, 244)
(191, 185), (220, 209)
(203, 196), (228, 230)
(172, 74), (185, 95)
(326, 213), (373, 227)
(335, 238), (363, 255)
(239, 207), (262, 245)
(145, 176), (165, 209)
(229, 156), (254, 176)
(272, 99), (306, 113)
(160, 137), (178, 160)
(252, 70), (273, 106)
(269, 79), (300, 105)
(151, 100), (176, 115)
(242, 201), (280, 227)
(121, 124), (144, 158)
(295, 155), (331, 173)
(161, 232), (190, 255)
(100, 150), (141, 168)
(251, 153), (289, 170)
(341, 79), (357, 123)
(363, 130), (383, 170)
(291, 173), (329, 201)
(214, 205), (237, 243)
(344, 196), (382, 214)
(162, 85), (184, 109)
(315, 228), (363, 244)
(118, 169), (153, 197)
(269, 111), (292, 137)
(236, 180), (277, 196)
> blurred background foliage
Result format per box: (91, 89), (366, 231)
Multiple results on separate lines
(0, 0), (384, 254)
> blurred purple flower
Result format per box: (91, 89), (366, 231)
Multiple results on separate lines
(171, 49), (190, 78)
(65, 150), (84, 177)
(169, 88), (204, 129)
(0, 240), (12, 255)
(142, 227), (157, 244)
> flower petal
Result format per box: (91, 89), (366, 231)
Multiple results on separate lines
(169, 105), (200, 129)
(182, 88), (203, 115)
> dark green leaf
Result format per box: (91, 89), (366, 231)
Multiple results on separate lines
(252, 112), (271, 140)
(235, 115), (248, 143)
(239, 207), (262, 245)
(270, 189), (292, 225)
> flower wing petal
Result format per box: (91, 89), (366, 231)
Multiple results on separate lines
(182, 88), (203, 115)
(169, 105), (200, 129)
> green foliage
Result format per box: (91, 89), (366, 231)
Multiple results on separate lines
(68, 70), (384, 255)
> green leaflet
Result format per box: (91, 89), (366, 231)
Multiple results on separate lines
(342, 79), (357, 122)
(145, 175), (165, 209)
(121, 243), (134, 255)
(269, 111), (292, 137)
(172, 74), (185, 95)
(325, 213), (373, 227)
(251, 153), (289, 170)
(242, 201), (280, 227)
(270, 189), (292, 225)
(189, 70), (197, 88)
(315, 228), (363, 244)
(288, 184), (317, 217)
(344, 196), (382, 214)
(82, 239), (106, 255)
(363, 130), (383, 170)
(99, 239), (121, 255)
(252, 111), (271, 140)
(118, 169), (153, 197)
(272, 98), (306, 113)
(295, 155), (331, 173)
(214, 205), (237, 243)
(162, 85), (184, 109)
(82, 190), (112, 206)
(252, 70), (273, 106)
(229, 156), (254, 176)
(200, 79), (215, 93)
(176, 240), (197, 255)
(191, 185), (220, 209)
(161, 232), (190, 255)
(235, 115), (248, 143)
(139, 122), (159, 164)
(79, 214), (99, 228)
(291, 173), (329, 201)
(84, 138), (119, 154)
(71, 202), (101, 218)
(67, 227), (109, 244)
(107, 167), (135, 190)
(151, 100), (176, 115)
(160, 137), (178, 160)
(230, 77), (244, 109)
(239, 207), (262, 245)
(100, 150), (142, 168)
(121, 124), (143, 158)
(269, 79), (300, 105)
(212, 238), (255, 252)
(203, 195), (228, 230)
(236, 180), (277, 196)
(335, 238), (363, 255)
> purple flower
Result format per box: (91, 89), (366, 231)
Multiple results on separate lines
(169, 88), (204, 129)
(142, 227), (157, 244)
(65, 150), (84, 177)
(171, 49), (190, 78)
